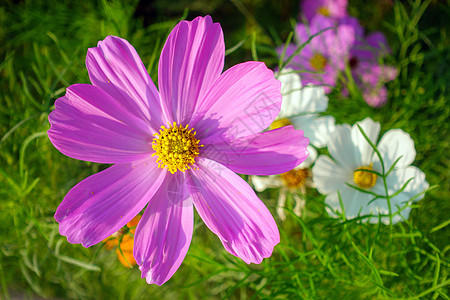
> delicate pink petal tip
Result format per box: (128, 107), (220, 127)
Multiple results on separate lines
(158, 15), (225, 124)
(192, 61), (282, 143)
(55, 160), (166, 247)
(203, 126), (309, 175)
(134, 174), (194, 286)
(86, 35), (165, 129)
(48, 84), (154, 164)
(188, 158), (280, 264)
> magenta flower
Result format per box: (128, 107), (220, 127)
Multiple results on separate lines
(300, 0), (348, 22)
(48, 16), (309, 285)
(345, 18), (398, 107)
(278, 15), (355, 93)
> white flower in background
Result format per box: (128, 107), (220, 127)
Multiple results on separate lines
(251, 69), (336, 220)
(252, 146), (317, 220)
(272, 69), (335, 148)
(312, 118), (429, 224)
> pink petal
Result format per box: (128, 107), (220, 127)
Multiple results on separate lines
(55, 160), (166, 247)
(86, 36), (166, 129)
(191, 61), (281, 144)
(134, 173), (193, 286)
(187, 158), (280, 264)
(158, 15), (224, 124)
(203, 126), (309, 175)
(48, 84), (153, 164)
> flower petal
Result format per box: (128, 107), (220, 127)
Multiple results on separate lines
(134, 173), (193, 286)
(376, 129), (416, 171)
(187, 158), (280, 264)
(326, 124), (359, 170)
(202, 126), (309, 175)
(299, 145), (318, 168)
(325, 186), (372, 220)
(351, 118), (380, 166)
(250, 175), (282, 192)
(55, 160), (166, 247)
(86, 36), (165, 129)
(191, 61), (281, 143)
(291, 115), (335, 148)
(158, 15), (224, 124)
(276, 70), (329, 119)
(402, 166), (428, 201)
(312, 155), (351, 194)
(276, 69), (303, 119)
(48, 84), (153, 164)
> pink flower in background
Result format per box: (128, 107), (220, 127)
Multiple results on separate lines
(301, 0), (348, 22)
(48, 16), (309, 285)
(345, 18), (398, 107)
(278, 15), (355, 93)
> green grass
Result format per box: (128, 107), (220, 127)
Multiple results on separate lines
(1, 0), (449, 299)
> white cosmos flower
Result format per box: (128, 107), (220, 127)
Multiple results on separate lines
(251, 70), (335, 220)
(274, 68), (335, 148)
(312, 117), (429, 224)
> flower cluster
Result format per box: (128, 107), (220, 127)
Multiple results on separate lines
(279, 0), (398, 106)
(47, 13), (428, 288)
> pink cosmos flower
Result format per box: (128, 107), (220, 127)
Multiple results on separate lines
(344, 18), (398, 107)
(300, 0), (348, 22)
(47, 16), (309, 285)
(278, 15), (355, 93)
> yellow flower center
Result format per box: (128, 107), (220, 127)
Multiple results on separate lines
(152, 122), (202, 174)
(317, 6), (330, 17)
(280, 168), (309, 189)
(310, 53), (328, 71)
(270, 118), (292, 130)
(353, 165), (377, 189)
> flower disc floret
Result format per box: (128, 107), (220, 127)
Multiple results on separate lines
(317, 6), (330, 16)
(281, 168), (309, 189)
(152, 122), (202, 174)
(310, 53), (328, 71)
(353, 165), (377, 189)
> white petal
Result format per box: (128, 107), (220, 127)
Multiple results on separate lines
(276, 69), (303, 119)
(276, 69), (329, 119)
(292, 193), (306, 217)
(389, 166), (429, 202)
(351, 118), (380, 166)
(377, 129), (416, 171)
(298, 145), (318, 168)
(340, 186), (373, 220)
(326, 124), (359, 170)
(250, 175), (282, 192)
(291, 115), (336, 148)
(300, 84), (328, 113)
(312, 155), (351, 194)
(276, 190), (287, 221)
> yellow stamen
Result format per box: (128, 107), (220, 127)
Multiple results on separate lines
(280, 168), (309, 189)
(152, 122), (202, 174)
(353, 165), (377, 189)
(317, 6), (330, 17)
(270, 118), (292, 130)
(310, 53), (328, 71)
